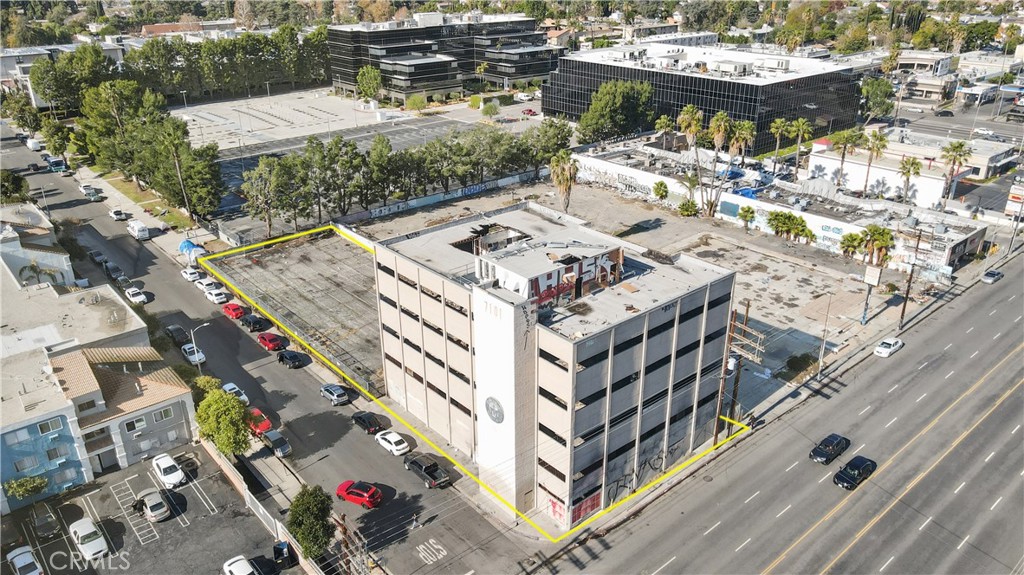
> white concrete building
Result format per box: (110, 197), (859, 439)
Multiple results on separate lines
(1, 203), (74, 288)
(0, 42), (124, 108)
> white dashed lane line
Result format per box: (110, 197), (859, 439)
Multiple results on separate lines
(989, 309), (997, 316)
(970, 351), (979, 358)
(888, 385), (899, 393)
(993, 332), (1002, 340)
(919, 517), (931, 531)
(954, 482), (966, 494)
(744, 491), (760, 504)
(736, 538), (751, 552)
(703, 521), (720, 536)
(1012, 425), (1020, 435)
(945, 371), (955, 379)
(885, 417), (898, 428)
(859, 406), (871, 415)
(776, 505), (791, 518)
(880, 556), (895, 572)
(918, 362), (928, 370)
(819, 472), (832, 484)
(916, 393), (927, 402)
(990, 497), (1003, 511)
(944, 343), (953, 350)
(967, 326), (975, 333)
(984, 451), (996, 463)
(853, 443), (866, 455)
(785, 461), (799, 472)
(958, 535), (970, 550)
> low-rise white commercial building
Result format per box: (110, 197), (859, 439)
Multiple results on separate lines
(1, 203), (74, 287)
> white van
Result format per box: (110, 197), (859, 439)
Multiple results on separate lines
(514, 92), (533, 102)
(127, 219), (150, 240)
(26, 139), (42, 151)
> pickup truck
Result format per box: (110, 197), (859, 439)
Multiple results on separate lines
(403, 453), (450, 489)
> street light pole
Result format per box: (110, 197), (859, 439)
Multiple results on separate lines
(898, 230), (923, 330)
(264, 81), (271, 98)
(1004, 197), (1024, 260)
(190, 322), (210, 375)
(180, 90), (188, 110)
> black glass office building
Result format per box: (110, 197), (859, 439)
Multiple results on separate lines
(542, 50), (861, 155)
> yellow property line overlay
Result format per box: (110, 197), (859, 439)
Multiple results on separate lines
(199, 225), (748, 543)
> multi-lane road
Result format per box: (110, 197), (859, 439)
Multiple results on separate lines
(535, 259), (1022, 574)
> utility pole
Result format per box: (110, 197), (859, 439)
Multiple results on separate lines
(817, 292), (833, 381)
(860, 284), (872, 326)
(1004, 196), (1024, 260)
(898, 230), (923, 330)
(727, 300), (751, 437)
(712, 308), (739, 446)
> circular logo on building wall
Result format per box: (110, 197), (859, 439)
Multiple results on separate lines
(485, 397), (504, 424)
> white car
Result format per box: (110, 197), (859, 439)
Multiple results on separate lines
(181, 343), (206, 365)
(68, 518), (109, 562)
(972, 127), (994, 136)
(873, 337), (905, 358)
(180, 267), (203, 282)
(151, 452), (186, 488)
(194, 278), (223, 293)
(206, 290), (230, 304)
(124, 287), (147, 304)
(6, 546), (43, 575)
(223, 556), (255, 575)
(108, 209), (128, 221)
(222, 382), (249, 405)
(375, 430), (410, 456)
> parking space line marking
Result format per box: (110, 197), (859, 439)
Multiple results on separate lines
(110, 480), (158, 545)
(919, 517), (931, 531)
(967, 326), (975, 333)
(990, 497), (1002, 511)
(776, 505), (791, 518)
(970, 351), (979, 358)
(880, 556), (895, 572)
(945, 371), (955, 379)
(819, 472), (831, 484)
(1012, 425), (1020, 435)
(954, 482), (966, 494)
(85, 494), (121, 556)
(785, 461), (799, 472)
(944, 343), (952, 350)
(744, 491), (760, 504)
(736, 538), (751, 552)
(916, 393), (927, 403)
(187, 474), (219, 515)
(853, 444), (866, 455)
(918, 362), (928, 370)
(984, 451), (996, 463)
(148, 470), (190, 527)
(651, 557), (676, 575)
(885, 417), (898, 428)
(993, 333), (1002, 340)
(859, 406), (872, 415)
(888, 385), (899, 393)
(704, 521), (721, 536)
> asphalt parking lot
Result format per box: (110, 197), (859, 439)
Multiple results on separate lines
(1, 447), (282, 575)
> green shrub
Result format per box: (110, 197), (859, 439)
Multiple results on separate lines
(678, 198), (699, 217)
(469, 95), (481, 109)
(4, 476), (47, 500)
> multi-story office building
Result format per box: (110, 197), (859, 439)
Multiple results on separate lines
(373, 202), (734, 529)
(327, 12), (564, 101)
(542, 42), (860, 155)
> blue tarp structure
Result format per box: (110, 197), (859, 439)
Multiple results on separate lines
(733, 187), (761, 199)
(178, 240), (197, 254)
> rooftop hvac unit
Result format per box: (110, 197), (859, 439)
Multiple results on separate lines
(933, 223), (948, 234)
(799, 199), (810, 208)
(796, 204), (806, 211)
(788, 196), (800, 205)
(903, 216), (918, 227)
(769, 190), (782, 199)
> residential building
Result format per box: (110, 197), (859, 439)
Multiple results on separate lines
(957, 50), (1023, 81)
(139, 18), (238, 37)
(327, 12), (564, 101)
(373, 202), (735, 529)
(880, 127), (1018, 180)
(541, 42), (860, 155)
(623, 22), (679, 42)
(1, 203), (74, 288)
(0, 42), (123, 108)
(635, 31), (718, 47)
(897, 50), (953, 76)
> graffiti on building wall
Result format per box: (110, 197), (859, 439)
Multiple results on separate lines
(617, 174), (653, 197)
(604, 449), (666, 503)
(571, 491), (602, 524)
(549, 496), (566, 523)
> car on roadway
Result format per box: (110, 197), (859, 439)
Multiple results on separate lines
(809, 433), (851, 465)
(972, 127), (994, 136)
(29, 502), (60, 541)
(88, 250), (107, 265)
(181, 343), (206, 365)
(133, 488), (171, 522)
(28, 163), (42, 172)
(68, 518), (109, 561)
(320, 384), (350, 406)
(873, 337), (904, 358)
(260, 429), (292, 458)
(102, 262), (123, 279)
(78, 183), (95, 195)
(934, 110), (954, 117)
(833, 455), (877, 490)
(257, 332), (284, 351)
(194, 278), (224, 293)
(223, 303), (246, 319)
(335, 480), (382, 509)
(181, 267), (203, 282)
(277, 350), (303, 368)
(206, 290), (231, 304)
(164, 324), (189, 346)
(980, 269), (1004, 284)
(124, 287), (147, 304)
(222, 382), (249, 405)
(248, 407), (272, 436)
(6, 546), (44, 575)
(353, 411), (385, 434)
(108, 209), (128, 221)
(85, 190), (104, 202)
(521, 108), (538, 116)
(240, 314), (264, 332)
(152, 453), (186, 488)
(375, 430), (411, 456)
(223, 556), (255, 575)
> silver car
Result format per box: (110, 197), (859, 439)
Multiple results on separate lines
(133, 488), (171, 522)
(261, 430), (292, 458)
(980, 270), (1003, 284)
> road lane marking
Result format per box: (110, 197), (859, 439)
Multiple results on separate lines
(704, 521), (720, 536)
(888, 385), (899, 393)
(970, 351), (979, 358)
(885, 417), (898, 428)
(853, 444), (865, 455)
(944, 343), (952, 350)
(993, 333), (1002, 340)
(880, 556), (895, 572)
(745, 491), (760, 504)
(957, 535), (970, 550)
(916, 393), (927, 402)
(859, 406), (872, 415)
(1010, 295), (1017, 302)
(651, 557), (676, 575)
(954, 482), (966, 494)
(989, 310), (997, 316)
(785, 461), (799, 472)
(819, 472), (831, 484)
(918, 362), (928, 370)
(919, 517), (931, 531)
(945, 371), (955, 379)
(736, 538), (751, 552)
(990, 497), (1003, 511)
(763, 347), (1024, 575)
(967, 326), (976, 332)
(1012, 425), (1020, 435)
(1016, 316), (1022, 323)
(984, 451), (996, 462)
(776, 505), (791, 518)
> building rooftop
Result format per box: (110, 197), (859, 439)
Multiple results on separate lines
(0, 203), (53, 231)
(381, 53), (456, 66)
(332, 12), (533, 32)
(562, 42), (853, 85)
(886, 127), (1016, 158)
(381, 202), (732, 339)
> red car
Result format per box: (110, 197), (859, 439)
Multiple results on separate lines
(248, 408), (272, 436)
(336, 481), (382, 509)
(257, 333), (284, 351)
(521, 108), (537, 116)
(222, 303), (245, 319)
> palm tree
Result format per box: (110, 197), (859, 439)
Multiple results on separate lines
(832, 130), (864, 187)
(839, 232), (865, 258)
(655, 114), (675, 150)
(677, 105), (705, 208)
(860, 224), (894, 265)
(676, 172), (699, 203)
(738, 205), (756, 231)
(732, 120), (756, 168)
(549, 149), (579, 213)
(940, 140), (972, 210)
(862, 131), (889, 196)
(18, 261), (60, 286)
(708, 111), (732, 215)
(769, 118), (789, 176)
(787, 117), (812, 182)
(898, 156), (922, 204)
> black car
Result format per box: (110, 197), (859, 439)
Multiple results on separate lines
(809, 433), (851, 465)
(87, 250), (107, 265)
(833, 455), (877, 490)
(934, 110), (954, 117)
(164, 324), (190, 346)
(28, 162), (40, 172)
(277, 350), (303, 368)
(29, 502), (61, 540)
(240, 314), (264, 332)
(352, 411), (384, 434)
(103, 262), (124, 279)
